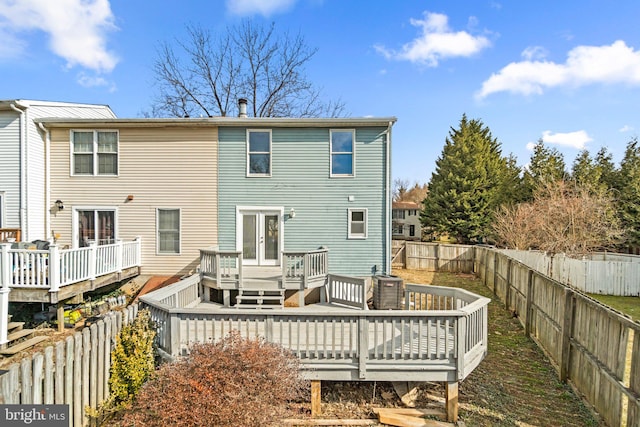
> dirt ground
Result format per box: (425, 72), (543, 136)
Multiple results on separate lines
(312, 269), (603, 426)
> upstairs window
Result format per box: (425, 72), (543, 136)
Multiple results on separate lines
(72, 130), (118, 176)
(330, 130), (355, 177)
(348, 208), (367, 239)
(392, 210), (405, 220)
(247, 130), (271, 176)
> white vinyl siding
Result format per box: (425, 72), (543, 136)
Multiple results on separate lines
(157, 208), (181, 254)
(72, 130), (118, 176)
(348, 208), (367, 239)
(247, 129), (271, 176)
(0, 192), (4, 227)
(330, 129), (355, 177)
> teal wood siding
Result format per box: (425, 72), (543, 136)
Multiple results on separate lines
(218, 126), (389, 276)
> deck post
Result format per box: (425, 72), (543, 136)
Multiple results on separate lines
(358, 317), (368, 379)
(56, 302), (65, 333)
(311, 380), (321, 417)
(89, 241), (97, 281)
(48, 244), (60, 293)
(115, 239), (123, 273)
(445, 381), (458, 422)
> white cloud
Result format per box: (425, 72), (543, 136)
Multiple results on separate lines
(521, 46), (548, 61)
(226, 0), (297, 16)
(374, 12), (491, 66)
(525, 142), (537, 151)
(0, 0), (118, 73)
(541, 130), (592, 150)
(619, 125), (634, 132)
(477, 40), (640, 98)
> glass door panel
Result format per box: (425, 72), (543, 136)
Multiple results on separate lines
(263, 214), (279, 264)
(243, 214), (258, 263)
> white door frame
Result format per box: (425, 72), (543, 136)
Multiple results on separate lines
(236, 206), (284, 266)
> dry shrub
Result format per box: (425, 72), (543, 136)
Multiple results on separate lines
(122, 331), (304, 427)
(492, 180), (624, 255)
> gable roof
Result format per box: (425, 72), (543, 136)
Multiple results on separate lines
(393, 201), (422, 210)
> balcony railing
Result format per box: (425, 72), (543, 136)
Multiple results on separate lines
(0, 237), (142, 291)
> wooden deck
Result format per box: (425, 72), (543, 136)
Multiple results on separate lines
(139, 274), (489, 383)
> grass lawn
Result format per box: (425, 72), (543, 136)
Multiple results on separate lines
(587, 294), (640, 322)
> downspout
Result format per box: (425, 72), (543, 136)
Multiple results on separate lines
(9, 103), (27, 241)
(385, 121), (393, 274)
(38, 122), (51, 241)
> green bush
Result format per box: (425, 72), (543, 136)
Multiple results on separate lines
(87, 308), (156, 424)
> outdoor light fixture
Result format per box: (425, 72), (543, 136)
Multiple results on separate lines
(55, 200), (64, 211)
(289, 208), (296, 218)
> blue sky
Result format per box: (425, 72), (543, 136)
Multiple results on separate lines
(2, 0), (640, 183)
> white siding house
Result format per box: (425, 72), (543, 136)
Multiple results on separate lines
(0, 100), (115, 242)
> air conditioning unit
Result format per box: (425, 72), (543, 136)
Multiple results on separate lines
(373, 275), (404, 310)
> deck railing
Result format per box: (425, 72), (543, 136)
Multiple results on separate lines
(139, 278), (489, 382)
(199, 247), (329, 289)
(327, 274), (367, 309)
(0, 237), (142, 291)
(199, 249), (243, 288)
(282, 248), (329, 287)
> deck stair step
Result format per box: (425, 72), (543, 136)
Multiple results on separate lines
(7, 321), (25, 333)
(0, 335), (49, 356)
(235, 289), (285, 309)
(7, 328), (36, 342)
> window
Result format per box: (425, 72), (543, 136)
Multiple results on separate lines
(247, 130), (271, 176)
(76, 209), (116, 247)
(157, 209), (181, 254)
(330, 130), (355, 176)
(409, 225), (415, 237)
(393, 224), (404, 235)
(392, 209), (405, 220)
(72, 130), (118, 175)
(348, 208), (367, 239)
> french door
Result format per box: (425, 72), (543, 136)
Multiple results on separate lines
(238, 208), (282, 266)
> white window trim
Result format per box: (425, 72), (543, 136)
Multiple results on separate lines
(348, 208), (367, 239)
(70, 129), (119, 177)
(72, 206), (119, 248)
(246, 129), (272, 177)
(156, 208), (182, 255)
(235, 205), (285, 264)
(330, 129), (356, 178)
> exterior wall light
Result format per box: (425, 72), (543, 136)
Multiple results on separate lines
(289, 208), (296, 218)
(55, 200), (64, 211)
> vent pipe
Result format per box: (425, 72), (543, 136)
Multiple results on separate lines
(238, 98), (248, 118)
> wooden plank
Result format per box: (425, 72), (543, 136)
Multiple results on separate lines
(54, 341), (65, 405)
(82, 328), (90, 425)
(32, 352), (43, 404)
(375, 408), (453, 427)
(73, 332), (82, 427)
(0, 363), (20, 404)
(372, 408), (445, 419)
(311, 380), (321, 417)
(0, 335), (48, 355)
(44, 346), (54, 404)
(560, 288), (575, 382)
(282, 419), (378, 426)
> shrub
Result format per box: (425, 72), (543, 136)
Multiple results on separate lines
(87, 309), (156, 424)
(122, 331), (304, 427)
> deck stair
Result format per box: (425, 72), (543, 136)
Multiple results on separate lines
(0, 320), (48, 356)
(235, 288), (285, 309)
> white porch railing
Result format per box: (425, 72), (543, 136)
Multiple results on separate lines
(282, 248), (329, 287)
(0, 237), (142, 292)
(327, 274), (367, 309)
(199, 249), (243, 288)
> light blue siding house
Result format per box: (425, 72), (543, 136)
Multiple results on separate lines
(216, 116), (396, 280)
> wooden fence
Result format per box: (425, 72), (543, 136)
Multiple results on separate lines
(398, 242), (474, 273)
(476, 246), (640, 427)
(502, 249), (640, 296)
(0, 304), (139, 427)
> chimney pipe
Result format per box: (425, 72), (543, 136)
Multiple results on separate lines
(238, 98), (248, 118)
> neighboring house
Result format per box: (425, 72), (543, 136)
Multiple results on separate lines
(392, 201), (422, 241)
(41, 113), (395, 278)
(43, 119), (218, 277)
(0, 100), (115, 242)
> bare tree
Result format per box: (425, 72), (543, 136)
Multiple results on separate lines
(152, 21), (346, 118)
(492, 180), (625, 255)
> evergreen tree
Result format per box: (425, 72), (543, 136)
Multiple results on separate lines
(495, 154), (525, 206)
(523, 140), (566, 200)
(617, 138), (640, 246)
(421, 114), (506, 244)
(594, 147), (618, 191)
(571, 150), (600, 190)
